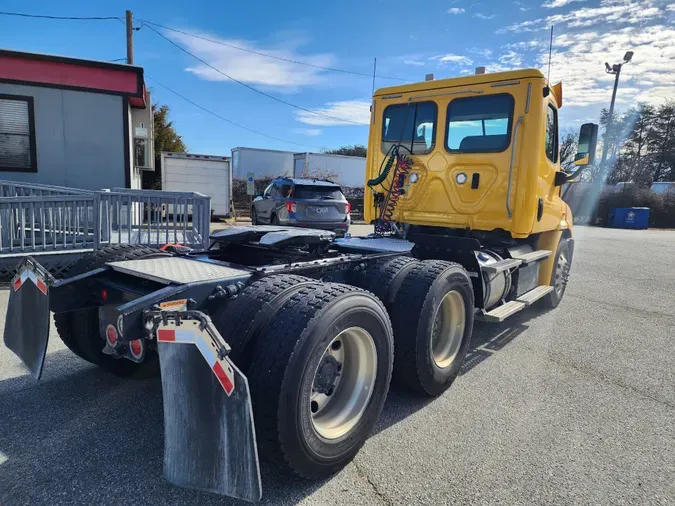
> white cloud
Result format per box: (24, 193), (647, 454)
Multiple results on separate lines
(292, 128), (323, 136)
(448, 8), (465, 14)
(498, 0), (665, 33)
(540, 24), (675, 107)
(403, 59), (425, 66)
(469, 47), (494, 57)
(499, 50), (523, 67)
(168, 30), (334, 89)
(474, 13), (496, 19)
(294, 100), (371, 126)
(430, 53), (473, 66)
(542, 0), (586, 8)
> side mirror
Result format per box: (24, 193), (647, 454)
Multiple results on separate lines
(253, 196), (263, 202)
(554, 171), (569, 186)
(575, 123), (598, 166)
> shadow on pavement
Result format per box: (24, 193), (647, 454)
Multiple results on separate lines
(0, 306), (547, 505)
(0, 350), (325, 506)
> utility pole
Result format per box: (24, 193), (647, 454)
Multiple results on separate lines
(126, 10), (134, 65)
(598, 51), (634, 180)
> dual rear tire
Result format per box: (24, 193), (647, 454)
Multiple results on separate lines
(226, 259), (474, 479)
(215, 278), (393, 478)
(353, 257), (474, 396)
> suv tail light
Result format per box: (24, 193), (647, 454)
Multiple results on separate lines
(285, 201), (297, 213)
(345, 202), (351, 215)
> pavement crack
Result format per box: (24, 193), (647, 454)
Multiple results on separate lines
(544, 352), (675, 411)
(352, 459), (394, 506)
(567, 293), (674, 319)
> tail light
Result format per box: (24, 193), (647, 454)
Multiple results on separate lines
(105, 324), (118, 348)
(285, 201), (297, 213)
(345, 202), (351, 215)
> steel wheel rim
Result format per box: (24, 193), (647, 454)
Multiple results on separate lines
(554, 250), (568, 296)
(430, 290), (466, 369)
(310, 327), (377, 440)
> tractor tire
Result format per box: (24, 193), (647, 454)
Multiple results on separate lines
(53, 244), (170, 377)
(210, 274), (319, 370)
(352, 256), (419, 307)
(542, 238), (571, 309)
(390, 260), (474, 396)
(247, 283), (393, 478)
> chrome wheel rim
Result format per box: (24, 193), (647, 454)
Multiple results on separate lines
(430, 290), (466, 369)
(310, 327), (377, 440)
(554, 250), (569, 296)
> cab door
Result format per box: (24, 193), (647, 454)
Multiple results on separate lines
(533, 101), (563, 232)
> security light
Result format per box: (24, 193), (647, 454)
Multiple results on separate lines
(605, 62), (612, 72)
(623, 51), (634, 63)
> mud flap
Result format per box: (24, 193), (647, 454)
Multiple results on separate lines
(4, 258), (53, 379)
(152, 312), (262, 503)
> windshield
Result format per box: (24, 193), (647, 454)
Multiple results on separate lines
(446, 94), (514, 153)
(293, 185), (344, 200)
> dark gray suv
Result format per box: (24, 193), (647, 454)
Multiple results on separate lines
(251, 177), (351, 235)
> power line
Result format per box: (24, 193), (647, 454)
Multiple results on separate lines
(0, 11), (121, 21)
(146, 76), (324, 150)
(141, 22), (364, 125)
(140, 20), (408, 82)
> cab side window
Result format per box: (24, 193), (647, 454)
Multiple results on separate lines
(545, 104), (558, 163)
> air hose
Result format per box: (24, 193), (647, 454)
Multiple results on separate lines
(367, 147), (398, 187)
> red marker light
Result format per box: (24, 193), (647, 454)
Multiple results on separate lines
(129, 339), (143, 359)
(105, 324), (118, 347)
(345, 202), (351, 215)
(101, 289), (108, 302)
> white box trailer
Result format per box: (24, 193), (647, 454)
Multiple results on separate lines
(231, 147), (294, 179)
(293, 153), (366, 187)
(161, 152), (231, 217)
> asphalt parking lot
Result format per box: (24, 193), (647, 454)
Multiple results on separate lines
(1, 225), (674, 505)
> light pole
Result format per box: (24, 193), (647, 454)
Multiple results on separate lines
(598, 51), (634, 179)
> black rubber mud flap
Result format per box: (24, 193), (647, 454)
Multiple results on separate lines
(156, 315), (262, 503)
(4, 258), (53, 379)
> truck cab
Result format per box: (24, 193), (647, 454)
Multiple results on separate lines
(365, 69), (588, 239)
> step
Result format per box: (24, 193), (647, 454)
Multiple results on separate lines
(516, 285), (554, 307)
(481, 258), (522, 274)
(477, 300), (526, 323)
(510, 249), (552, 264)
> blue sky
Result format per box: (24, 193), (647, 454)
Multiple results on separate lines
(1, 0), (674, 156)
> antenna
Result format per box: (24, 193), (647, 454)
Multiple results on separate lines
(372, 57), (377, 96)
(547, 25), (554, 85)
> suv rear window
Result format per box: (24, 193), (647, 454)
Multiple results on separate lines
(293, 185), (343, 200)
(446, 94), (514, 153)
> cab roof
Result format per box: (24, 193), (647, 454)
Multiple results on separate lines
(374, 68), (545, 97)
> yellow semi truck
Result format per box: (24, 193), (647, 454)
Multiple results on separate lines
(5, 68), (597, 502)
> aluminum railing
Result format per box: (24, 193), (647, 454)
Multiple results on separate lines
(0, 182), (211, 255)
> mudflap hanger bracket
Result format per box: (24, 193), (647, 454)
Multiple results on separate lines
(5, 257), (55, 379)
(147, 309), (262, 503)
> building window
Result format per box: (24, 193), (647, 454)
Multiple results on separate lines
(545, 104), (559, 163)
(0, 94), (37, 172)
(382, 102), (437, 154)
(446, 94), (514, 153)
